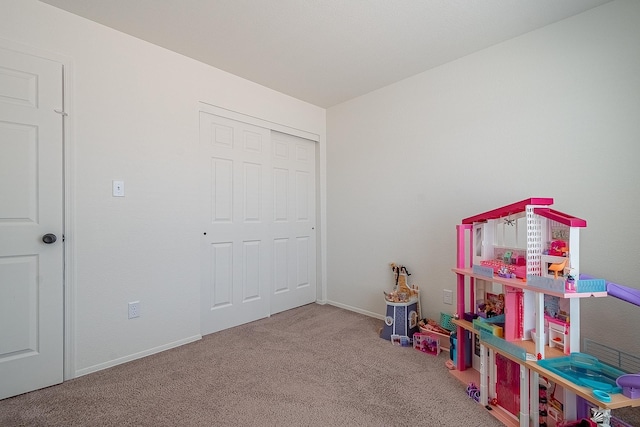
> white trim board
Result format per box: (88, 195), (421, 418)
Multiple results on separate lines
(74, 335), (202, 378)
(326, 300), (385, 321)
(199, 102), (319, 142)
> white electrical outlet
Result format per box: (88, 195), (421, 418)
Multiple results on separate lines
(128, 301), (140, 319)
(443, 289), (453, 305)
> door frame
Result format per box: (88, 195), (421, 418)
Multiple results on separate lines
(198, 101), (328, 312)
(0, 37), (76, 381)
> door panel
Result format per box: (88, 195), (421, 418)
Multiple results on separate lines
(0, 123), (37, 221)
(209, 242), (233, 309)
(0, 47), (64, 399)
(273, 238), (288, 294)
(0, 255), (38, 353)
(296, 237), (310, 286)
(270, 131), (316, 315)
(200, 113), (271, 335)
(242, 240), (261, 301)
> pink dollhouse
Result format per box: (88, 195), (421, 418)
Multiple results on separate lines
(449, 198), (640, 427)
(456, 198), (588, 361)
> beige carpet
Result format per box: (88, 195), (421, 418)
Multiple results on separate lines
(0, 304), (636, 426)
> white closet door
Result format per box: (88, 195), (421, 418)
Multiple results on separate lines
(199, 113), (317, 335)
(270, 131), (316, 315)
(200, 112), (271, 335)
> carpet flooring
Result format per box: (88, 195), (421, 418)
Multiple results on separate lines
(0, 303), (637, 426)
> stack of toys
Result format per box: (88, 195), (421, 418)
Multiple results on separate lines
(383, 263), (419, 303)
(380, 263), (420, 343)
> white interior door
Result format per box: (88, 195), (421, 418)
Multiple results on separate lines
(270, 131), (316, 314)
(0, 47), (64, 399)
(200, 112), (272, 335)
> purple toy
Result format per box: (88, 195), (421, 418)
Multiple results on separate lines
(616, 374), (640, 399)
(579, 275), (640, 307)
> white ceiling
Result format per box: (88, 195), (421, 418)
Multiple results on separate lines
(39, 0), (612, 108)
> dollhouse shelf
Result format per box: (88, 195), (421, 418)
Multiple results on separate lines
(451, 318), (476, 334)
(451, 268), (608, 299)
(452, 318), (566, 359)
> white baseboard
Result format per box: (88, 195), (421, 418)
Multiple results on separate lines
(325, 300), (384, 320)
(74, 302), (383, 379)
(74, 335), (202, 378)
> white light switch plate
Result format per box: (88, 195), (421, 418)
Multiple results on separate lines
(112, 180), (125, 197)
(443, 289), (453, 305)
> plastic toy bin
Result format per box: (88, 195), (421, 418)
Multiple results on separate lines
(450, 330), (472, 368)
(439, 312), (456, 332)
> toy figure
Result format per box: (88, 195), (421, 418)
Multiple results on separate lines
(493, 294), (505, 315)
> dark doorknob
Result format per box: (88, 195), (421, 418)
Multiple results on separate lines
(42, 233), (57, 244)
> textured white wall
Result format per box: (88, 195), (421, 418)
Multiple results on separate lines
(1, 0), (325, 376)
(327, 0), (640, 355)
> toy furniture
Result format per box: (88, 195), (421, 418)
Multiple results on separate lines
(547, 316), (570, 354)
(548, 258), (568, 279)
(449, 198), (640, 427)
(413, 332), (440, 355)
(418, 322), (451, 351)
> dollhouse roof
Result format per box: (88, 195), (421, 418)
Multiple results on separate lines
(462, 197), (587, 227)
(462, 198), (553, 224)
(533, 208), (587, 227)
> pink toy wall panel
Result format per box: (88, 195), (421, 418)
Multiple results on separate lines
(504, 286), (523, 341)
(496, 353), (520, 417)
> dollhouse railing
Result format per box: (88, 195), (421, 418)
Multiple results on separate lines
(583, 339), (640, 374)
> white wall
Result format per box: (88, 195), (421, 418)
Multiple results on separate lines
(1, 0), (325, 376)
(3, 0), (637, 380)
(327, 0), (640, 355)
